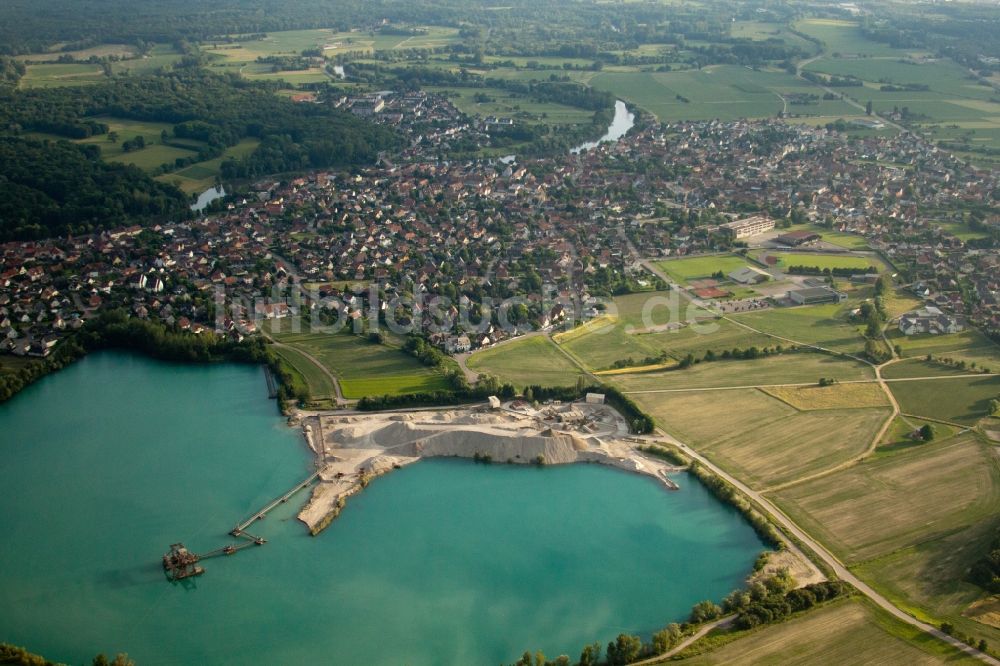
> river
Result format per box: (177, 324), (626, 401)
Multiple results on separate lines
(0, 351), (765, 665)
(570, 100), (635, 154)
(190, 185), (225, 213)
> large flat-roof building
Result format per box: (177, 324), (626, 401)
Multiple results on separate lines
(729, 265), (772, 284)
(720, 216), (775, 240)
(788, 287), (847, 305)
(775, 230), (821, 246)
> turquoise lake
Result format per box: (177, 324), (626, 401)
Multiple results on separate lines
(0, 351), (766, 665)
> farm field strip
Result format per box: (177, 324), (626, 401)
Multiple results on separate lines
(770, 433), (1000, 565)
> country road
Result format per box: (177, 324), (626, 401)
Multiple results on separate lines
(647, 429), (999, 665)
(630, 250), (999, 663)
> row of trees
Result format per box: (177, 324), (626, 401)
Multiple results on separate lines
(0, 311), (272, 404)
(0, 643), (132, 666)
(508, 575), (847, 666)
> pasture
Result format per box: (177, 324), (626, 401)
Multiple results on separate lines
(730, 303), (868, 355)
(18, 63), (107, 88)
(887, 374), (1000, 425)
(466, 335), (585, 389)
(676, 598), (974, 665)
(588, 65), (857, 122)
(635, 388), (887, 488)
(426, 86), (595, 126)
(270, 329), (450, 399)
(887, 327), (1000, 371)
(772, 433), (1000, 564)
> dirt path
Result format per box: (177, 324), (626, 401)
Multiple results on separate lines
(622, 372), (995, 395)
(763, 358), (901, 493)
(265, 334), (349, 406)
(632, 616), (736, 665)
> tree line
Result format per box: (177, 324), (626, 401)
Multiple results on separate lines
(0, 311), (272, 404)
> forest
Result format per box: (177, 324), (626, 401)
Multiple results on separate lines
(0, 71), (400, 238)
(0, 137), (191, 240)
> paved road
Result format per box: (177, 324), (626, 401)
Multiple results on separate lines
(631, 256), (998, 663)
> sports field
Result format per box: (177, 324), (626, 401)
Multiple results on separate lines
(783, 224), (869, 250)
(760, 252), (881, 272)
(654, 255), (756, 284)
(467, 335), (585, 389)
(772, 433), (1000, 564)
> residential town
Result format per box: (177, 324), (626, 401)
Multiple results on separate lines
(1, 95), (998, 363)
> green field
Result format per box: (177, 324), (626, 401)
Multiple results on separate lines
(611, 352), (874, 393)
(760, 252), (881, 272)
(888, 374), (1000, 425)
(729, 21), (818, 55)
(156, 138), (260, 193)
(426, 85), (595, 126)
(635, 387), (888, 488)
(19, 63), (107, 88)
(794, 19), (917, 58)
(887, 328), (1000, 371)
(673, 597), (977, 665)
(802, 53), (1000, 151)
(29, 116), (261, 195)
(467, 335), (585, 389)
(882, 358), (989, 380)
(203, 27), (461, 83)
(730, 303), (868, 356)
(589, 65), (856, 122)
(270, 329), (450, 400)
(783, 224), (870, 250)
(877, 415), (959, 451)
(772, 433), (1000, 564)
(273, 345), (339, 402)
(655, 255), (757, 284)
